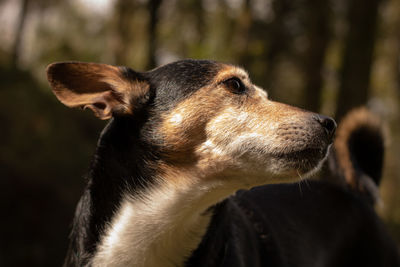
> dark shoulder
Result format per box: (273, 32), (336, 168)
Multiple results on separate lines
(187, 181), (400, 267)
(234, 180), (399, 267)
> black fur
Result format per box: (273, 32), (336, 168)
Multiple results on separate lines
(187, 181), (400, 267)
(64, 117), (161, 266)
(348, 126), (384, 186)
(145, 59), (222, 111)
(63, 60), (222, 266)
(57, 60), (399, 266)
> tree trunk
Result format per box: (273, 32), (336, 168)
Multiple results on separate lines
(302, 0), (331, 113)
(113, 0), (136, 66)
(263, 0), (291, 98)
(147, 0), (162, 69)
(236, 0), (253, 67)
(11, 0), (30, 68)
(336, 0), (382, 120)
(194, 0), (205, 44)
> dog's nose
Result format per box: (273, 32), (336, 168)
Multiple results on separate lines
(314, 115), (337, 140)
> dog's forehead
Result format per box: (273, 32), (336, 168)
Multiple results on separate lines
(148, 60), (248, 84)
(145, 60), (249, 110)
(148, 60), (221, 83)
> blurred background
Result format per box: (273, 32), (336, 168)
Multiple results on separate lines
(1, 0), (400, 265)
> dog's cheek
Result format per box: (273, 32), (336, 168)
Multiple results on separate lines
(159, 88), (230, 161)
(197, 108), (268, 163)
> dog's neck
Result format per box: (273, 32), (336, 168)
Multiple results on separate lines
(91, 172), (233, 267)
(68, 118), (237, 266)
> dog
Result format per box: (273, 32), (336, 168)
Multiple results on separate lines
(46, 59), (399, 267)
(326, 107), (385, 206)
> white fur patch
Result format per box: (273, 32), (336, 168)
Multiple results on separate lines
(90, 76), (331, 266)
(169, 112), (183, 125)
(198, 106), (279, 169)
(91, 178), (236, 267)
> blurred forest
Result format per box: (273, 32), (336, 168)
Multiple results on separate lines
(1, 0), (400, 265)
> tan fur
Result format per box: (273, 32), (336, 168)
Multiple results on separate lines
(213, 65), (249, 83)
(48, 61), (334, 267)
(160, 64), (327, 185)
(47, 62), (149, 119)
(92, 167), (238, 267)
(334, 107), (384, 188)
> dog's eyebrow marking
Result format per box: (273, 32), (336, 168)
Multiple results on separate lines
(214, 66), (249, 83)
(254, 85), (268, 98)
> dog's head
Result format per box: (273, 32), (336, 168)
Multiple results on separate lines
(47, 59), (335, 188)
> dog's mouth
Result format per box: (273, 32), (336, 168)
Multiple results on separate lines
(278, 147), (328, 160)
(271, 145), (331, 174)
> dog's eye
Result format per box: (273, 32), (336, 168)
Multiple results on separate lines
(224, 78), (246, 94)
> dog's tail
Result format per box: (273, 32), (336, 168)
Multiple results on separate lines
(327, 107), (385, 205)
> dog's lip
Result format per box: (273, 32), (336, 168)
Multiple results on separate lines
(271, 147), (327, 159)
(271, 146), (329, 174)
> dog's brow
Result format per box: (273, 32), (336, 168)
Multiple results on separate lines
(214, 66), (249, 83)
(231, 67), (249, 79)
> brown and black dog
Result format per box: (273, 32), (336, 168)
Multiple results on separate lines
(46, 59), (398, 267)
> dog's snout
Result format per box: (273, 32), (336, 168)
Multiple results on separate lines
(314, 115), (337, 140)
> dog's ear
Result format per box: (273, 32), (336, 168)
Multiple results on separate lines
(46, 62), (150, 120)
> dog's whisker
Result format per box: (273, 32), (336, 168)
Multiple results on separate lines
(296, 169), (304, 196)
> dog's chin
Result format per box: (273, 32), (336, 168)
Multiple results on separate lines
(270, 144), (331, 179)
